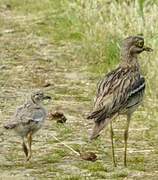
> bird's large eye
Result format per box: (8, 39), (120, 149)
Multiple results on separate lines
(36, 92), (42, 96)
(136, 40), (144, 48)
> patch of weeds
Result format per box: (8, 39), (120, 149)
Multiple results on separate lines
(47, 138), (58, 145)
(111, 168), (129, 179)
(92, 171), (108, 179)
(86, 36), (120, 75)
(42, 150), (67, 164)
(42, 154), (60, 163)
(78, 161), (107, 172)
(74, 95), (90, 102)
(56, 125), (74, 139)
(52, 95), (61, 101)
(67, 88), (84, 96)
(129, 156), (145, 171)
(5, 150), (21, 162)
(54, 148), (68, 157)
(24, 162), (38, 169)
(45, 165), (60, 173)
(71, 144), (81, 153)
(55, 87), (69, 95)
(87, 161), (107, 172)
(56, 175), (84, 180)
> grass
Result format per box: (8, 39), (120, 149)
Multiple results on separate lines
(1, 0), (158, 179)
(42, 149), (68, 164)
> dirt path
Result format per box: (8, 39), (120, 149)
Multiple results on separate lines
(0, 5), (158, 180)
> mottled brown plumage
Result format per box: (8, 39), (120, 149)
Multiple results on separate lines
(87, 36), (153, 166)
(4, 90), (51, 161)
(49, 111), (67, 123)
(80, 151), (97, 162)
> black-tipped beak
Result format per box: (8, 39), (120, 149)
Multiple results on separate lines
(143, 46), (153, 52)
(43, 95), (51, 100)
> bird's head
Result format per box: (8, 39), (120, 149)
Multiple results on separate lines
(31, 90), (51, 104)
(121, 36), (153, 59)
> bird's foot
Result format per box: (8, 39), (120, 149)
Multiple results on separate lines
(26, 154), (32, 161)
(22, 142), (28, 157)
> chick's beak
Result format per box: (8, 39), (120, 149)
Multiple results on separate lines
(43, 95), (52, 100)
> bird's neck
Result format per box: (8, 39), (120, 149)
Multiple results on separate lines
(120, 51), (140, 70)
(30, 97), (41, 106)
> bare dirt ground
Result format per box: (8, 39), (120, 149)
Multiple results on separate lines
(0, 3), (158, 180)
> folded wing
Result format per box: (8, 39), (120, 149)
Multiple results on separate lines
(88, 67), (145, 124)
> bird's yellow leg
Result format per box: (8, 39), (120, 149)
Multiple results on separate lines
(22, 138), (28, 157)
(27, 132), (32, 161)
(110, 121), (117, 167)
(124, 114), (131, 167)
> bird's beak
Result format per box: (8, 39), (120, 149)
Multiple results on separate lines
(43, 95), (52, 100)
(143, 46), (153, 52)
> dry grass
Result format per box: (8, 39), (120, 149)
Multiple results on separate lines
(0, 0), (158, 179)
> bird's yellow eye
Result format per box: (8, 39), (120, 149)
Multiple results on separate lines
(136, 40), (144, 48)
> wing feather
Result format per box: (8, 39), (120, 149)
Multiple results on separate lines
(14, 103), (46, 124)
(88, 67), (144, 123)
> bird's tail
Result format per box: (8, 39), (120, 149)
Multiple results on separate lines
(90, 118), (111, 140)
(4, 123), (16, 129)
